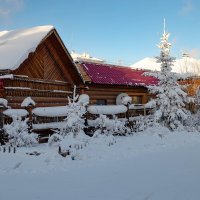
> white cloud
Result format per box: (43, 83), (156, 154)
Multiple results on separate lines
(0, 0), (24, 24)
(179, 0), (194, 15)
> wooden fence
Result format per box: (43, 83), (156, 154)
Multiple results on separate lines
(0, 103), (151, 143)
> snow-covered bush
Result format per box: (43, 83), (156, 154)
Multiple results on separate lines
(145, 26), (189, 130)
(131, 115), (156, 132)
(48, 133), (63, 146)
(4, 116), (38, 147)
(184, 110), (200, 132)
(92, 114), (128, 136)
(59, 130), (89, 159)
(92, 131), (117, 147)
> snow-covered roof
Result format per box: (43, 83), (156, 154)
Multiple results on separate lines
(71, 51), (104, 63)
(131, 57), (161, 71)
(131, 55), (200, 76)
(33, 106), (68, 117)
(0, 25), (54, 70)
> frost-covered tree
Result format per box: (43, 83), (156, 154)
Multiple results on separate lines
(146, 23), (189, 130)
(4, 116), (38, 147)
(62, 86), (89, 136)
(48, 86), (89, 150)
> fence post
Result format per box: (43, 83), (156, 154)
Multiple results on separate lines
(126, 104), (130, 123)
(84, 105), (88, 126)
(26, 105), (34, 133)
(0, 99), (7, 145)
(21, 97), (36, 133)
(144, 106), (146, 116)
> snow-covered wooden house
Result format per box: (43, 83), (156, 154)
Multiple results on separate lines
(0, 25), (158, 109)
(0, 25), (82, 108)
(75, 61), (158, 105)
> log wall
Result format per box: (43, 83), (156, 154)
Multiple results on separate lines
(82, 84), (153, 105)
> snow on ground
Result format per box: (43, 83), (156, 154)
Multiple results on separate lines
(1, 127), (200, 200)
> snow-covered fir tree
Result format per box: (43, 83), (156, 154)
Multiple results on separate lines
(62, 86), (88, 136)
(48, 86), (89, 148)
(146, 21), (189, 130)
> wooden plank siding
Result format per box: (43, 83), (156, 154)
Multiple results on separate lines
(81, 84), (152, 105)
(3, 77), (72, 108)
(180, 78), (200, 96)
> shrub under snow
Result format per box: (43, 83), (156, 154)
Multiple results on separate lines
(92, 114), (128, 136)
(4, 117), (38, 147)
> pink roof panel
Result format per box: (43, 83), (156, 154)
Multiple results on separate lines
(80, 62), (158, 86)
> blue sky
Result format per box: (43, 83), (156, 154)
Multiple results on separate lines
(0, 0), (200, 65)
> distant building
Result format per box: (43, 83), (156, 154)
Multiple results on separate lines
(131, 53), (200, 76)
(71, 51), (104, 63)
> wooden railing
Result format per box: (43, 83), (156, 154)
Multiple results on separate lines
(0, 101), (151, 143)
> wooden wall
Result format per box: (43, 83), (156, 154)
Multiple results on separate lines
(13, 30), (82, 84)
(180, 78), (200, 96)
(81, 84), (152, 105)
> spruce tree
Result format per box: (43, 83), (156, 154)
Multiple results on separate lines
(146, 22), (189, 130)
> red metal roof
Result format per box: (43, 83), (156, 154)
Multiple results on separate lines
(80, 62), (158, 86)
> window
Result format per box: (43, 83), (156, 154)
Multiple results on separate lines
(132, 96), (142, 104)
(96, 99), (107, 105)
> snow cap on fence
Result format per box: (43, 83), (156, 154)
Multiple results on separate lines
(78, 94), (89, 106)
(3, 109), (28, 118)
(122, 96), (132, 105)
(87, 105), (127, 115)
(0, 98), (8, 107)
(21, 97), (36, 107)
(33, 106), (68, 117)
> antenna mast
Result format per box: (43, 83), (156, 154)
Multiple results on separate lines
(163, 18), (166, 34)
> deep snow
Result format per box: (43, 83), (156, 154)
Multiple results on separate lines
(1, 127), (200, 200)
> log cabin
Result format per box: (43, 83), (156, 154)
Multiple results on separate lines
(0, 25), (82, 108)
(75, 61), (158, 105)
(0, 25), (158, 109)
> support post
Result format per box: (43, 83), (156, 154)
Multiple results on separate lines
(26, 105), (33, 133)
(0, 105), (7, 145)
